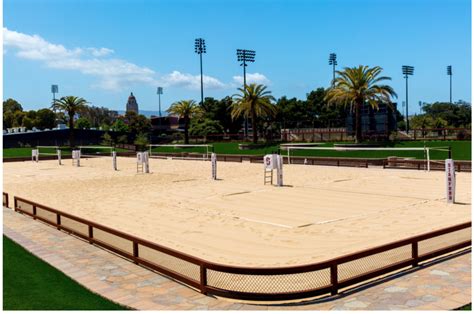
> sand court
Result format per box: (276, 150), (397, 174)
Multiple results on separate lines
(4, 157), (471, 267)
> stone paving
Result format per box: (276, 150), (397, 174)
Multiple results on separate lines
(3, 207), (471, 310)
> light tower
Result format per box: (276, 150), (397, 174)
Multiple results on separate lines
(157, 87), (163, 117)
(236, 49), (256, 139)
(51, 84), (58, 104)
(194, 38), (206, 107)
(329, 53), (337, 86)
(402, 65), (414, 132)
(447, 65), (452, 103)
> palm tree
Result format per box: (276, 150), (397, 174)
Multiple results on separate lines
(51, 96), (88, 147)
(231, 83), (276, 143)
(167, 100), (200, 144)
(325, 65), (397, 143)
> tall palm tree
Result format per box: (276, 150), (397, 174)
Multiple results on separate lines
(325, 65), (397, 143)
(167, 100), (200, 144)
(51, 96), (88, 147)
(231, 83), (276, 143)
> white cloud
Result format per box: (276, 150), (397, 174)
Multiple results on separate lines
(160, 70), (226, 90)
(232, 72), (270, 86)
(4, 27), (270, 93)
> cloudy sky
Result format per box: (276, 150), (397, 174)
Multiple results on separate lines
(4, 0), (471, 113)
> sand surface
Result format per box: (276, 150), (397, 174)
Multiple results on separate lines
(4, 156), (471, 267)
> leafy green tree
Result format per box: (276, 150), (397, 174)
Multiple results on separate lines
(134, 133), (149, 151)
(51, 96), (88, 147)
(422, 102), (471, 127)
(3, 98), (23, 114)
(101, 132), (114, 146)
(35, 109), (56, 130)
(201, 96), (243, 134)
(125, 111), (151, 135)
(189, 118), (224, 141)
(167, 100), (200, 144)
(117, 134), (128, 144)
(76, 117), (91, 129)
(325, 65), (397, 143)
(112, 119), (129, 133)
(80, 106), (118, 127)
(231, 84), (277, 143)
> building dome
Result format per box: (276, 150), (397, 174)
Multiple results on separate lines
(126, 92), (139, 113)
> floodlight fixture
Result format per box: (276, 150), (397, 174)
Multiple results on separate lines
(236, 49), (256, 140)
(328, 53), (337, 86)
(157, 87), (163, 117)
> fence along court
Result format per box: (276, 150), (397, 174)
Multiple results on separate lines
(8, 192), (471, 301)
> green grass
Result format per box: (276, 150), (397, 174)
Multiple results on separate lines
(3, 146), (128, 159)
(456, 303), (471, 310)
(149, 140), (471, 160)
(3, 236), (128, 310)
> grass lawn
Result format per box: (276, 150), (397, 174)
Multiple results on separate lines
(3, 146), (128, 159)
(3, 236), (128, 310)
(456, 304), (472, 310)
(149, 140), (471, 160)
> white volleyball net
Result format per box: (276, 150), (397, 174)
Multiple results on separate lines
(281, 145), (452, 171)
(148, 144), (214, 161)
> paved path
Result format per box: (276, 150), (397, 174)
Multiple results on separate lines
(3, 207), (471, 310)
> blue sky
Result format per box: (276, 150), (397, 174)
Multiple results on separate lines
(4, 0), (471, 114)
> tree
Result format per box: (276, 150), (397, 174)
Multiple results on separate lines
(167, 100), (200, 144)
(325, 65), (397, 143)
(231, 84), (277, 143)
(3, 98), (23, 114)
(80, 106), (118, 127)
(76, 117), (91, 129)
(51, 96), (88, 147)
(422, 102), (471, 127)
(134, 133), (149, 151)
(124, 111), (151, 135)
(101, 132), (114, 146)
(189, 118), (224, 141)
(35, 109), (56, 130)
(112, 118), (129, 133)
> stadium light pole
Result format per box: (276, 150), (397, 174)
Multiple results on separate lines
(402, 65), (414, 133)
(195, 38), (206, 107)
(328, 53), (337, 86)
(236, 49), (256, 140)
(157, 87), (163, 117)
(51, 84), (58, 104)
(447, 65), (452, 103)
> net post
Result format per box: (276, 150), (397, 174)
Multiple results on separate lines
(426, 148), (430, 172)
(57, 149), (62, 165)
(113, 151), (117, 171)
(211, 153), (217, 180)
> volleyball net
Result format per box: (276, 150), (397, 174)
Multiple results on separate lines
(78, 146), (115, 158)
(281, 145), (452, 171)
(148, 144), (214, 161)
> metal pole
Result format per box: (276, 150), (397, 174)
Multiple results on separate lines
(332, 63), (336, 86)
(450, 74), (452, 104)
(200, 52), (204, 106)
(405, 75), (409, 133)
(158, 93), (162, 117)
(243, 57), (248, 140)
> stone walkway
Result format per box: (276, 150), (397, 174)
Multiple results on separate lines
(3, 207), (471, 310)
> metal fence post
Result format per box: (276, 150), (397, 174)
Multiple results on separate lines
(133, 242), (139, 264)
(330, 264), (338, 296)
(200, 265), (208, 295)
(412, 242), (419, 267)
(88, 226), (93, 244)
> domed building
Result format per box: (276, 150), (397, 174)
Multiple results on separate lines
(126, 92), (139, 114)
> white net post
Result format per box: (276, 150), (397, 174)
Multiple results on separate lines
(276, 154), (284, 187)
(57, 149), (62, 165)
(113, 151), (117, 171)
(426, 147), (431, 172)
(211, 153), (217, 180)
(144, 151), (150, 173)
(445, 159), (456, 204)
(32, 149), (39, 162)
(72, 150), (81, 167)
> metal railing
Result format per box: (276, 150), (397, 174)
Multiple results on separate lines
(11, 194), (471, 301)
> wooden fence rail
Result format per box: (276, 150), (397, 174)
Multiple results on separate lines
(10, 195), (471, 301)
